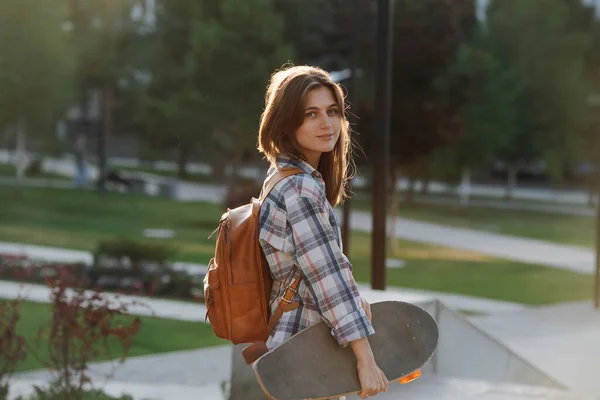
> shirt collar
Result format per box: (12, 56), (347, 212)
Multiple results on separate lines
(275, 154), (322, 179)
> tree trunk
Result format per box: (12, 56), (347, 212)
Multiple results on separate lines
(421, 178), (430, 195)
(459, 167), (471, 208)
(15, 119), (26, 183)
(588, 171), (598, 208)
(389, 165), (402, 255)
(419, 157), (431, 195)
(341, 183), (352, 256)
(98, 85), (112, 193)
(505, 164), (518, 201)
(226, 153), (243, 186)
(404, 173), (415, 203)
(176, 145), (189, 179)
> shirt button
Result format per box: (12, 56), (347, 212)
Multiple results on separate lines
(311, 171), (320, 179)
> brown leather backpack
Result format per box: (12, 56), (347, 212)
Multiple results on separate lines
(203, 167), (303, 364)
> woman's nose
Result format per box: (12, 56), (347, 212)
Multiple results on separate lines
(321, 114), (332, 128)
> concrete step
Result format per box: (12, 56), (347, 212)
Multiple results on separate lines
(469, 301), (600, 397)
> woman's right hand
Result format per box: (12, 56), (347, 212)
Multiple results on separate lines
(356, 358), (388, 398)
(350, 337), (388, 398)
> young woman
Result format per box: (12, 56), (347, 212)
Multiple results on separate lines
(257, 65), (388, 399)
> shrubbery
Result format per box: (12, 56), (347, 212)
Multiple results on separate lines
(0, 237), (205, 303)
(1, 278), (143, 400)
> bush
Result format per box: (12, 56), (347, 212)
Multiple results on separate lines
(0, 250), (204, 302)
(91, 238), (199, 298)
(152, 270), (197, 299)
(0, 298), (27, 390)
(0, 255), (84, 286)
(30, 278), (145, 398)
(94, 238), (178, 266)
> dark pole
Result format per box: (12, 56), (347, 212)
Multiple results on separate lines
(342, 0), (363, 256)
(591, 98), (600, 310)
(341, 184), (352, 255)
(595, 171), (600, 309)
(96, 90), (107, 194)
(371, 0), (394, 290)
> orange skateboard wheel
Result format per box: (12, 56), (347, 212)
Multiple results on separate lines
(399, 369), (421, 384)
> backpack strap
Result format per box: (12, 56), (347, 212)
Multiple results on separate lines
(243, 273), (303, 365)
(267, 275), (302, 331)
(258, 166), (304, 202)
(243, 167), (306, 365)
(260, 166), (305, 333)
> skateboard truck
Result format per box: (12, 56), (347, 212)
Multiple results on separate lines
(398, 369), (421, 384)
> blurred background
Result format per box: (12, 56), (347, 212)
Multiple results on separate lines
(1, 0), (600, 399)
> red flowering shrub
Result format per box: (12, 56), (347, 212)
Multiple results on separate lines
(0, 297), (27, 393)
(33, 277), (148, 397)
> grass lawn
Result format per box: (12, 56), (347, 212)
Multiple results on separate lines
(351, 194), (596, 248)
(0, 186), (220, 264)
(347, 231), (593, 305)
(13, 300), (227, 372)
(0, 164), (69, 180)
(0, 186), (594, 305)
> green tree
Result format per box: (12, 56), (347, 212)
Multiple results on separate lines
(68, 0), (142, 191)
(486, 0), (592, 195)
(436, 27), (524, 205)
(132, 0), (291, 178)
(352, 0), (476, 250)
(274, 0), (374, 71)
(0, 0), (75, 187)
(563, 0), (600, 203)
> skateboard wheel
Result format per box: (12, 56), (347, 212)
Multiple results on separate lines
(399, 369), (421, 384)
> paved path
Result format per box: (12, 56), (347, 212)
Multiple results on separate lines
(0, 280), (208, 322)
(12, 346), (591, 400)
(337, 210), (596, 275)
(0, 279), (526, 320)
(11, 346), (231, 400)
(350, 375), (594, 400)
(413, 195), (597, 217)
(8, 378), (225, 400)
(12, 367), (592, 400)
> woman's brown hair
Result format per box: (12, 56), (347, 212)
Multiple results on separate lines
(257, 65), (355, 207)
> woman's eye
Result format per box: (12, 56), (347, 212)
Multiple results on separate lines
(328, 109), (339, 116)
(305, 112), (317, 118)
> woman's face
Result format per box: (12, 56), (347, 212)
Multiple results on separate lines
(294, 86), (342, 169)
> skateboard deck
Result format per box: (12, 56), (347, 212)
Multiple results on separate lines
(252, 300), (439, 400)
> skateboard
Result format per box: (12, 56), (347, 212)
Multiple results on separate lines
(252, 300), (439, 400)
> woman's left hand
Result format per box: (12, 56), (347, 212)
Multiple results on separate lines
(360, 296), (372, 322)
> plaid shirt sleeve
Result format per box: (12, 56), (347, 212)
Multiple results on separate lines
(285, 178), (375, 347)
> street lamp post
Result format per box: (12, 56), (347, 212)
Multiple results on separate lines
(371, 0), (394, 291)
(594, 160), (600, 309)
(588, 93), (600, 310)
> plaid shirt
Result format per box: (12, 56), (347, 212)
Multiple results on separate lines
(259, 155), (374, 350)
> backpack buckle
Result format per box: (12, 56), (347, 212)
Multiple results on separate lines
(281, 286), (298, 304)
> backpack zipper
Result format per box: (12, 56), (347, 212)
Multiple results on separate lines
(226, 219), (233, 282)
(224, 217), (232, 338)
